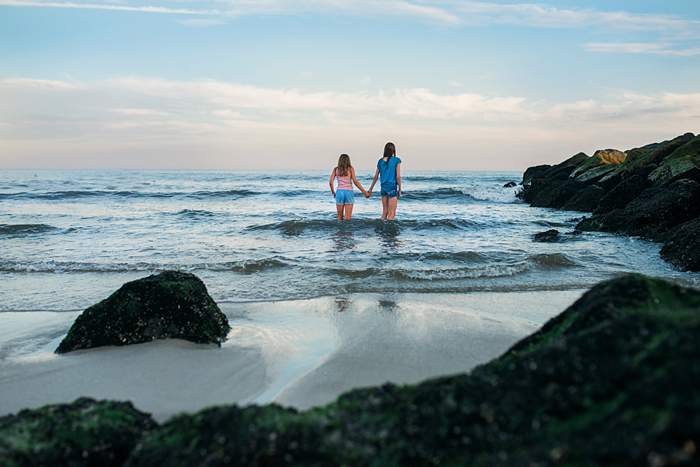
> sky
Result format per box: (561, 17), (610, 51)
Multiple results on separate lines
(0, 0), (699, 171)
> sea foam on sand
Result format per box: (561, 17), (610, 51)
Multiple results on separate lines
(0, 291), (582, 421)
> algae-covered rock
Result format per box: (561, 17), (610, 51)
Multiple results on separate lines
(561, 184), (605, 212)
(124, 275), (700, 466)
(569, 149), (626, 182)
(127, 405), (332, 467)
(661, 218), (700, 272)
(56, 271), (230, 353)
(519, 153), (589, 208)
(0, 398), (155, 467)
(577, 179), (700, 239)
(649, 135), (700, 185)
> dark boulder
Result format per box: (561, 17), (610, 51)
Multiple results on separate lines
(520, 153), (589, 207)
(594, 170), (653, 214)
(569, 149), (626, 182)
(649, 134), (700, 185)
(0, 398), (155, 467)
(56, 271), (230, 354)
(577, 178), (700, 240)
(561, 184), (605, 212)
(533, 229), (561, 242)
(123, 275), (700, 466)
(617, 133), (695, 177)
(503, 181), (517, 188)
(521, 164), (550, 186)
(661, 218), (700, 272)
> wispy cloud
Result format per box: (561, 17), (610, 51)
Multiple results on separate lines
(0, 0), (220, 15)
(1, 0), (697, 31)
(3, 1), (699, 55)
(456, 1), (698, 31)
(585, 42), (700, 57)
(1, 76), (698, 170)
(0, 0), (460, 23)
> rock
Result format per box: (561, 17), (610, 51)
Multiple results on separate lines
(521, 164), (550, 186)
(0, 398), (155, 467)
(660, 217), (700, 271)
(649, 135), (700, 185)
(123, 275), (700, 466)
(569, 149), (626, 182)
(56, 271), (230, 354)
(519, 153), (589, 207)
(561, 184), (605, 212)
(593, 171), (652, 214)
(577, 179), (700, 239)
(533, 229), (561, 242)
(597, 133), (696, 186)
(618, 133), (695, 176)
(503, 181), (517, 188)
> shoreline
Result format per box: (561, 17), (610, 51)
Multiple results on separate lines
(0, 290), (584, 421)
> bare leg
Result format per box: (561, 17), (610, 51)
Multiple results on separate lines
(343, 204), (354, 221)
(381, 196), (389, 220)
(387, 197), (398, 220)
(336, 204), (344, 220)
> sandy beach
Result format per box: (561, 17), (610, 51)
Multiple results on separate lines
(0, 290), (583, 421)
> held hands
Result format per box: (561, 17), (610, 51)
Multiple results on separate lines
(365, 191), (371, 199)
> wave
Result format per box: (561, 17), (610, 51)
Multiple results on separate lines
(0, 224), (59, 237)
(171, 209), (217, 219)
(245, 218), (481, 235)
(0, 189), (261, 201)
(401, 188), (484, 202)
(0, 258), (290, 274)
(528, 253), (579, 269)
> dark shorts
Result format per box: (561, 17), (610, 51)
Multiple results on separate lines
(381, 183), (398, 198)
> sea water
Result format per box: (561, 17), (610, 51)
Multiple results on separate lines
(1, 169), (698, 312)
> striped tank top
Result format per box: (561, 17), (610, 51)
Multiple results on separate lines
(336, 169), (353, 191)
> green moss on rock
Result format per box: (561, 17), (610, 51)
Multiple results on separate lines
(124, 274), (700, 466)
(56, 271), (230, 353)
(0, 398), (155, 467)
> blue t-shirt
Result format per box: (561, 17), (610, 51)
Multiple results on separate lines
(377, 157), (401, 186)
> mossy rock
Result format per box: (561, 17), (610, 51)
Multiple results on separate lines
(570, 149), (626, 182)
(661, 218), (700, 272)
(649, 135), (700, 185)
(56, 271), (231, 353)
(0, 398), (155, 467)
(124, 275), (700, 466)
(577, 179), (700, 240)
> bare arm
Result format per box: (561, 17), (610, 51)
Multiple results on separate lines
(368, 168), (380, 193)
(351, 168), (367, 195)
(329, 168), (336, 197)
(396, 162), (402, 197)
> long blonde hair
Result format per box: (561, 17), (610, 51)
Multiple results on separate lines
(337, 154), (352, 176)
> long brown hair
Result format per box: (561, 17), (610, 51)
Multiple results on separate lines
(337, 154), (352, 176)
(383, 142), (396, 159)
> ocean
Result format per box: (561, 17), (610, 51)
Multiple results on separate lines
(1, 169), (698, 312)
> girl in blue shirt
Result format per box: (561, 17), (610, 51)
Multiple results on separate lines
(368, 142), (402, 220)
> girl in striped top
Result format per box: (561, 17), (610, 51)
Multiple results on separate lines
(329, 154), (369, 221)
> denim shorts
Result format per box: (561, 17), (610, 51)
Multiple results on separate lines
(380, 183), (398, 198)
(335, 189), (354, 205)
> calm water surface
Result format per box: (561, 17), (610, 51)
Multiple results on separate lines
(1, 170), (698, 311)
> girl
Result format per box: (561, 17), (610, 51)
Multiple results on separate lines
(329, 154), (368, 221)
(368, 142), (402, 220)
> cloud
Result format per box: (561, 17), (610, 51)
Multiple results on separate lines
(2, 0), (697, 31)
(0, 0), (460, 24)
(0, 0), (220, 15)
(456, 1), (697, 30)
(585, 42), (700, 57)
(1, 76), (699, 170)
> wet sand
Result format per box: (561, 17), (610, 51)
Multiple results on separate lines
(0, 290), (583, 421)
